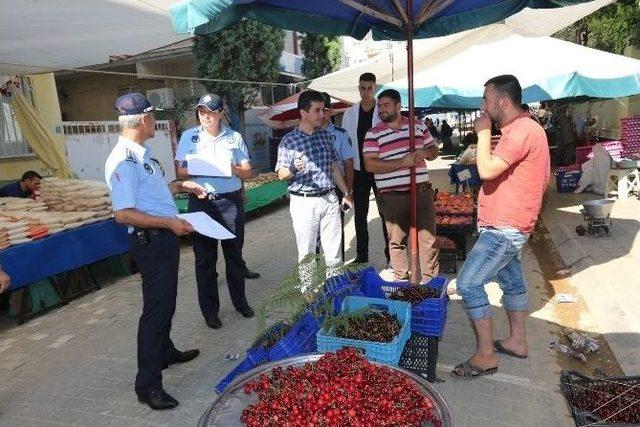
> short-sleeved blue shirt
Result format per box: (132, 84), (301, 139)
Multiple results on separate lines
(326, 123), (354, 174)
(175, 126), (250, 195)
(275, 127), (338, 193)
(104, 136), (177, 222)
(0, 182), (28, 198)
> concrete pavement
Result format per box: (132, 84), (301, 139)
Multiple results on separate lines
(540, 187), (640, 375)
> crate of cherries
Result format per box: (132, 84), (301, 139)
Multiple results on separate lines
(560, 370), (640, 426)
(359, 269), (449, 337)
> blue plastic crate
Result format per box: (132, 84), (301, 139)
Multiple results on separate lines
(311, 268), (370, 316)
(555, 170), (581, 193)
(359, 269), (449, 337)
(215, 347), (268, 394)
(333, 289), (365, 314)
(251, 320), (290, 350)
(268, 312), (320, 361)
(316, 296), (411, 366)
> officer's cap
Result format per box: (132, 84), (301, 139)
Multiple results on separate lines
(196, 93), (224, 111)
(115, 93), (155, 116)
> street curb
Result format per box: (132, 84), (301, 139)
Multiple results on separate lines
(540, 207), (591, 269)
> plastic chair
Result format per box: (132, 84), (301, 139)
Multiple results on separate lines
(604, 168), (640, 200)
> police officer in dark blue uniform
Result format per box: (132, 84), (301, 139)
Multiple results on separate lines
(175, 94), (255, 330)
(105, 93), (208, 410)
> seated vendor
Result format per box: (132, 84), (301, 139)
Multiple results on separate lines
(0, 171), (41, 198)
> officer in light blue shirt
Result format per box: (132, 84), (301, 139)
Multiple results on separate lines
(106, 136), (178, 220)
(175, 93), (254, 330)
(175, 124), (249, 195)
(104, 93), (207, 411)
(320, 92), (355, 260)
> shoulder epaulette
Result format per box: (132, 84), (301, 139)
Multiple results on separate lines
(125, 149), (138, 164)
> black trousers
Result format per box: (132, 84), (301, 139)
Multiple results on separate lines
(353, 169), (390, 262)
(189, 192), (249, 320)
(130, 229), (181, 395)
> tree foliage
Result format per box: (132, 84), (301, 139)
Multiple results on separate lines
(192, 20), (285, 119)
(554, 0), (640, 55)
(301, 33), (341, 79)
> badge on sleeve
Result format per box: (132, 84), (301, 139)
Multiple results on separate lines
(144, 163), (154, 174)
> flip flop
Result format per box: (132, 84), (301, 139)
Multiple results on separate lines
(451, 361), (498, 379)
(493, 340), (528, 359)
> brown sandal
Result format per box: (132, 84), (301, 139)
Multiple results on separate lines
(494, 340), (528, 359)
(451, 361), (498, 379)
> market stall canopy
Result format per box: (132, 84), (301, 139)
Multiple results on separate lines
(308, 0), (614, 102)
(381, 28), (640, 109)
(0, 0), (188, 75)
(170, 0), (610, 39)
(260, 92), (352, 129)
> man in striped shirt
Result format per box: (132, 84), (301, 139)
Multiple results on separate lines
(363, 89), (439, 283)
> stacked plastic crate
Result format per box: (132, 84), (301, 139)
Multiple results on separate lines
(621, 116), (640, 158)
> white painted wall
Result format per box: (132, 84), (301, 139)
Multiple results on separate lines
(56, 120), (176, 183)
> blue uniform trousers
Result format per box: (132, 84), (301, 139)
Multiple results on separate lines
(130, 229), (181, 395)
(188, 191), (248, 320)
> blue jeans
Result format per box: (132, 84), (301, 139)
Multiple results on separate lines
(457, 227), (529, 320)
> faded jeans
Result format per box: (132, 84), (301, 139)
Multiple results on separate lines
(456, 227), (529, 320)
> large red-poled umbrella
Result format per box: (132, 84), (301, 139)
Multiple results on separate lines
(171, 0), (607, 284)
(260, 92), (352, 129)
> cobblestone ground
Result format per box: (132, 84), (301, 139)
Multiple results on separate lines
(0, 160), (578, 426)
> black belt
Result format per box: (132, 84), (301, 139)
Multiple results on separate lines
(383, 182), (432, 194)
(290, 188), (333, 198)
(132, 227), (165, 236)
(192, 189), (241, 201)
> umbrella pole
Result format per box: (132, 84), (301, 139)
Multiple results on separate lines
(405, 0), (419, 285)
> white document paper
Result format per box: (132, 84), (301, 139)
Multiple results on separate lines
(457, 168), (472, 182)
(177, 212), (235, 240)
(186, 153), (232, 177)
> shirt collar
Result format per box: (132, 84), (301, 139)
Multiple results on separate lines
(293, 125), (322, 137)
(118, 135), (148, 159)
(199, 125), (229, 141)
(378, 116), (410, 132)
(500, 112), (531, 129)
(325, 123), (336, 133)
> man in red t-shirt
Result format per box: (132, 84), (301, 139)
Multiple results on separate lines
(452, 75), (550, 379)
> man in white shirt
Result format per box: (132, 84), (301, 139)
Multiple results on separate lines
(341, 73), (389, 264)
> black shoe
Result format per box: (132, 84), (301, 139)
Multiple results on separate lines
(239, 306), (255, 318)
(244, 269), (261, 279)
(350, 257), (368, 264)
(206, 316), (222, 329)
(165, 349), (200, 368)
(137, 388), (179, 410)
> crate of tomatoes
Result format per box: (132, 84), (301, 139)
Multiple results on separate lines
(435, 191), (475, 216)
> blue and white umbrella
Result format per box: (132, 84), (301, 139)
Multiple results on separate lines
(381, 27), (640, 109)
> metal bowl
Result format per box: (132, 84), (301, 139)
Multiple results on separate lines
(199, 354), (454, 426)
(582, 199), (615, 219)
